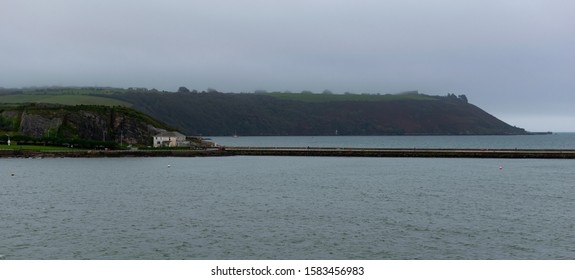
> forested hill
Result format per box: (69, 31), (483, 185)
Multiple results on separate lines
(105, 91), (527, 136)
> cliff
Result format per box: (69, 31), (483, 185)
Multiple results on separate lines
(0, 104), (174, 146)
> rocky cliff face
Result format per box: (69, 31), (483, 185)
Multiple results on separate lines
(19, 110), (64, 137)
(1, 105), (172, 145)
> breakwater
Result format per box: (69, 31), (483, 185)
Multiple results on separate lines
(2, 147), (575, 159)
(223, 147), (575, 159)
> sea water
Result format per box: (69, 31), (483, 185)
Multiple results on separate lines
(210, 133), (575, 149)
(1, 145), (574, 260)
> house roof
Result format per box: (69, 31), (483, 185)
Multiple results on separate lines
(155, 131), (186, 138)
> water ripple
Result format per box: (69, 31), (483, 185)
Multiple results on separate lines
(1, 156), (574, 259)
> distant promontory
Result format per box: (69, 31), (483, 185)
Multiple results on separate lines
(1, 87), (528, 137)
(110, 90), (527, 136)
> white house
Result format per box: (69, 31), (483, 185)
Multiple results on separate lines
(153, 131), (187, 148)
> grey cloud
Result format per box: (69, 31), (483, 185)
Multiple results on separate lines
(1, 0), (574, 131)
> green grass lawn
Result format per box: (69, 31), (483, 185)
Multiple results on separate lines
(0, 94), (131, 106)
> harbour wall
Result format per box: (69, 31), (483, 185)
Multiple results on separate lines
(2, 147), (575, 159)
(224, 147), (575, 159)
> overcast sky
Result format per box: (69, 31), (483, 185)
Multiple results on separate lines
(1, 0), (573, 131)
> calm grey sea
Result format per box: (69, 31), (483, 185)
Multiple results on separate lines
(210, 133), (575, 149)
(1, 135), (574, 260)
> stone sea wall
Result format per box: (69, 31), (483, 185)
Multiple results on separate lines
(1, 148), (574, 159)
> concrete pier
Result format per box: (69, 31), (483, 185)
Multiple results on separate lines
(223, 147), (575, 159)
(1, 147), (574, 159)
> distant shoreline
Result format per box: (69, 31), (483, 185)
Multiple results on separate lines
(0, 149), (229, 158)
(2, 147), (575, 159)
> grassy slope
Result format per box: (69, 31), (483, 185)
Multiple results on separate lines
(0, 94), (131, 106)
